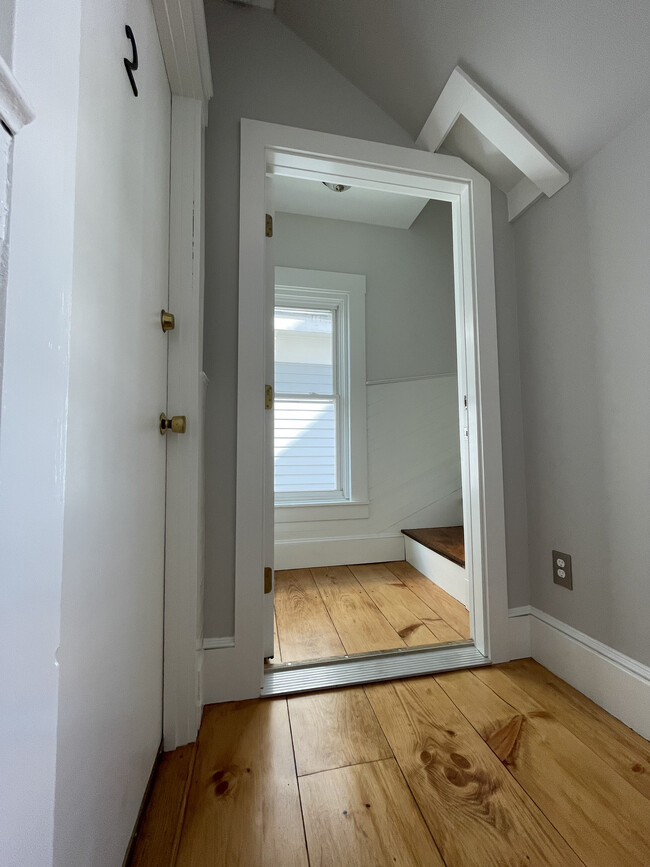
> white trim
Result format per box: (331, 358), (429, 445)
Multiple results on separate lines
(230, 119), (509, 704)
(203, 636), (235, 650)
(366, 372), (455, 386)
(506, 606), (650, 739)
(163, 95), (205, 750)
(151, 0), (213, 124)
(417, 66), (569, 221)
(0, 54), (35, 134)
(404, 536), (468, 607)
(507, 606), (532, 660)
(275, 502), (370, 523)
(274, 533), (405, 571)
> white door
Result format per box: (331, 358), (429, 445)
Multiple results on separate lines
(53, 1), (173, 860)
(263, 180), (276, 658)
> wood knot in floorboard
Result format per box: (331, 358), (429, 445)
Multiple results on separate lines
(211, 767), (244, 798)
(486, 715), (525, 765)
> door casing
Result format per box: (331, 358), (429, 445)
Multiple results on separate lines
(202, 118), (509, 703)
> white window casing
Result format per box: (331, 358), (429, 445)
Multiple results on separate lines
(274, 267), (368, 522)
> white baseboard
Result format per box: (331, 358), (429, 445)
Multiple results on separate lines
(404, 536), (468, 606)
(507, 606), (650, 740)
(274, 534), (405, 571)
(202, 636), (235, 650)
(507, 606), (532, 660)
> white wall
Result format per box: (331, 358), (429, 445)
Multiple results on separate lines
(202, 1), (419, 639)
(273, 205), (462, 563)
(514, 106), (650, 667)
(0, 0), (81, 863)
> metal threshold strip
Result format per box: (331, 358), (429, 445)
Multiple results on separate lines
(261, 641), (489, 697)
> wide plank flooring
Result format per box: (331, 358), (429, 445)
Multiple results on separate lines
(272, 560), (470, 664)
(130, 661), (650, 866)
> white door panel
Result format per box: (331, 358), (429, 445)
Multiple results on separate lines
(54, 0), (171, 863)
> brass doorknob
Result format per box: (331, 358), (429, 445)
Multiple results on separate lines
(160, 413), (187, 435)
(161, 309), (175, 332)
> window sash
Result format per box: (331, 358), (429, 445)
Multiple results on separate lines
(274, 295), (347, 503)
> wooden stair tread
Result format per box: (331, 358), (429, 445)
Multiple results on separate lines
(401, 525), (465, 567)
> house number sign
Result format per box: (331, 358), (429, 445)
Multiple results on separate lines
(124, 25), (139, 97)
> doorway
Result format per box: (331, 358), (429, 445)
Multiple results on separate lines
(203, 119), (509, 703)
(268, 179), (471, 673)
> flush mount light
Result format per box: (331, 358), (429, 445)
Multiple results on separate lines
(322, 182), (351, 193)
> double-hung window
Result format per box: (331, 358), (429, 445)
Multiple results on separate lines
(274, 268), (368, 519)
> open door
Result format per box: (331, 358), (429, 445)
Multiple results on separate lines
(263, 178), (276, 659)
(203, 119), (509, 703)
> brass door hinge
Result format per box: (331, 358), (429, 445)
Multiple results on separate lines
(265, 384), (273, 410)
(264, 566), (273, 594)
(265, 213), (273, 238)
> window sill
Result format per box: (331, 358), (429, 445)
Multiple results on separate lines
(274, 501), (370, 523)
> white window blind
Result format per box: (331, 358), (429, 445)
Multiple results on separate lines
(274, 307), (339, 495)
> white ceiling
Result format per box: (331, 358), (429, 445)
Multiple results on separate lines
(271, 174), (429, 229)
(275, 0), (650, 172)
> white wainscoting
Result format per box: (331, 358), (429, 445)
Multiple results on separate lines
(274, 374), (462, 569)
(508, 606), (650, 740)
(275, 533), (405, 570)
(404, 535), (468, 606)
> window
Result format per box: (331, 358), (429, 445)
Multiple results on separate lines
(274, 268), (368, 518)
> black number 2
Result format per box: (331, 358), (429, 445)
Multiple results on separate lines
(124, 25), (138, 97)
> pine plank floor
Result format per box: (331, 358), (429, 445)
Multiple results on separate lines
(272, 560), (470, 664)
(130, 659), (650, 866)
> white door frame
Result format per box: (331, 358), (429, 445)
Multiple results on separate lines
(162, 94), (206, 750)
(203, 118), (509, 704)
(151, 1), (212, 750)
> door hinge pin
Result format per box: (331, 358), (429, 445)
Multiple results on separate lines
(264, 566), (273, 594)
(265, 213), (273, 238)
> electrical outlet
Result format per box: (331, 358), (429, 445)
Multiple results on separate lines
(552, 550), (573, 589)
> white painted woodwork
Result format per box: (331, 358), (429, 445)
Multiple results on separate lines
(404, 536), (469, 607)
(52, 0), (171, 862)
(203, 119), (509, 704)
(0, 52), (34, 133)
(0, 1), (82, 861)
(275, 533), (405, 571)
(507, 607), (650, 740)
(263, 176), (275, 658)
(163, 94), (205, 750)
(273, 173), (429, 229)
(273, 267), (368, 514)
(151, 0), (212, 123)
(417, 66), (570, 221)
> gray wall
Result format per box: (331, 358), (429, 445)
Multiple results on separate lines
(203, 0), (529, 636)
(0, 0), (15, 65)
(514, 106), (650, 665)
(275, 201), (456, 381)
(203, 0), (416, 638)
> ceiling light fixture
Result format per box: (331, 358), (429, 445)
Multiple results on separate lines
(322, 182), (351, 193)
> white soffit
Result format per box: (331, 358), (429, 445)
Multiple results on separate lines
(151, 0), (213, 124)
(272, 174), (429, 229)
(417, 66), (569, 221)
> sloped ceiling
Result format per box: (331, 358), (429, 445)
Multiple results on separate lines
(275, 0), (650, 171)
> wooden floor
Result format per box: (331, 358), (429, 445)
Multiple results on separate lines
(272, 561), (471, 664)
(130, 658), (650, 866)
